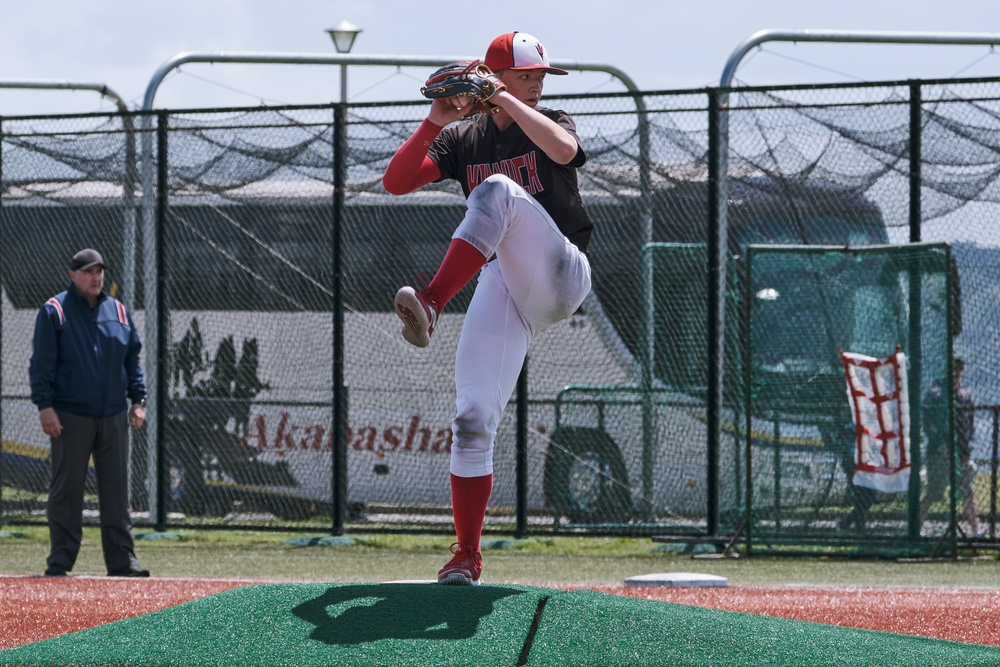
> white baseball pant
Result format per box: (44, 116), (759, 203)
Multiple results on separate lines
(449, 174), (591, 477)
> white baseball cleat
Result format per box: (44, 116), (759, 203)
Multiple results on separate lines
(394, 286), (439, 348)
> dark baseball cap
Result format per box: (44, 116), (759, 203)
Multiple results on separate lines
(70, 248), (105, 271)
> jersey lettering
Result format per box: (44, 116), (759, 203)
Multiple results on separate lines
(466, 150), (543, 194)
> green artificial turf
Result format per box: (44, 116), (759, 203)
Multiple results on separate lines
(529, 589), (1000, 666)
(2, 583), (998, 667)
(0, 583), (545, 667)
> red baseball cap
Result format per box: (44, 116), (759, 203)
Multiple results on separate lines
(485, 32), (568, 75)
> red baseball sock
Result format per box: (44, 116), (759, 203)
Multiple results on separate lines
(422, 239), (487, 309)
(450, 473), (493, 550)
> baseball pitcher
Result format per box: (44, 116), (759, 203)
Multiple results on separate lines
(382, 32), (593, 585)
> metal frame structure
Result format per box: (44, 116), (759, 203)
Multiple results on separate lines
(704, 29), (1000, 536)
(0, 80), (138, 311)
(0, 78), (142, 514)
(0, 79), (128, 113)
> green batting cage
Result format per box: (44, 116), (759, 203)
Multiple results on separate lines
(742, 242), (956, 556)
(557, 241), (960, 552)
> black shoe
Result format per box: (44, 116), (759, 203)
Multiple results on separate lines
(108, 566), (150, 577)
(44, 565), (67, 577)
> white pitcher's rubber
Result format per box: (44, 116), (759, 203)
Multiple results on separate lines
(624, 572), (728, 588)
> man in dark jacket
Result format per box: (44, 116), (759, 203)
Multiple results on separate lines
(921, 358), (982, 537)
(29, 248), (150, 577)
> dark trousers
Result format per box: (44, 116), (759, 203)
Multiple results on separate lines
(839, 446), (877, 530)
(47, 410), (141, 573)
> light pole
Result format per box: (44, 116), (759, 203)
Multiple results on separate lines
(326, 20), (362, 103)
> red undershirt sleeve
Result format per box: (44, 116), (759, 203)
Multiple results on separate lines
(382, 119), (444, 195)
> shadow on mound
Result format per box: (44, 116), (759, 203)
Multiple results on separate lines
(293, 583), (522, 644)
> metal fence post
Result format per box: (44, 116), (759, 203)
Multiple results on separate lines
(945, 245), (957, 558)
(515, 359), (528, 538)
(0, 119), (4, 522)
(332, 104), (348, 535)
(909, 83), (923, 246)
(154, 111), (169, 532)
(906, 82), (925, 543)
(742, 247), (755, 553)
(706, 88), (722, 536)
(991, 407), (998, 539)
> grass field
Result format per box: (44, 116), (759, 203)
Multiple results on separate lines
(2, 525), (998, 586)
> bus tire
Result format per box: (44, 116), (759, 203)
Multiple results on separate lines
(544, 427), (632, 524)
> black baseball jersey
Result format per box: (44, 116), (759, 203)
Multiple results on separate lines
(427, 107), (593, 252)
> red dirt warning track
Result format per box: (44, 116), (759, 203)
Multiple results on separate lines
(1, 575), (998, 649)
(578, 584), (1000, 647)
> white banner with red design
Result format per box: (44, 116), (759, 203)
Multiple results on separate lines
(838, 346), (910, 493)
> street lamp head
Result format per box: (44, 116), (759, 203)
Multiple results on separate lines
(327, 20), (362, 54)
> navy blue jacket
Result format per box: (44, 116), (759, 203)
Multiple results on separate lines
(29, 284), (146, 418)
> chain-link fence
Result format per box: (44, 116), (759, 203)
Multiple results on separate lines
(743, 243), (953, 555)
(1, 77), (998, 552)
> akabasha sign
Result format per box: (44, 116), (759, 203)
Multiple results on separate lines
(243, 412), (453, 455)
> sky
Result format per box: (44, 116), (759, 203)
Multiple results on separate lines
(2, 0), (1000, 116)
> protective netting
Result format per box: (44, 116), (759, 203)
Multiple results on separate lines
(744, 244), (955, 554)
(0, 78), (998, 547)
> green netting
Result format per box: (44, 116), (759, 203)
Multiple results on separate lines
(743, 243), (954, 554)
